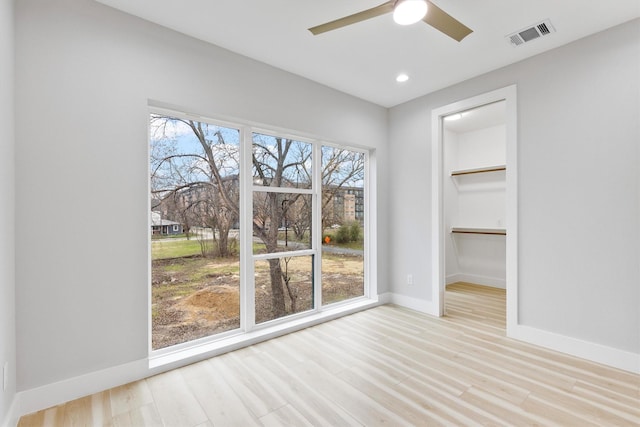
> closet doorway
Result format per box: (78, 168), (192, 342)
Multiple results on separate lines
(430, 86), (518, 335)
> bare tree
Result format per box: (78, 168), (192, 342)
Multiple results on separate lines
(151, 119), (364, 319)
(252, 135), (312, 318)
(150, 115), (240, 257)
(321, 147), (365, 229)
(287, 196), (311, 241)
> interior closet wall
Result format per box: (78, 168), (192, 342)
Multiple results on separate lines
(444, 105), (507, 288)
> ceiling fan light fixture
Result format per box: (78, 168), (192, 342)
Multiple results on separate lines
(393, 0), (428, 26)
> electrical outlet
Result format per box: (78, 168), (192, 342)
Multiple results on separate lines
(3, 362), (7, 391)
(407, 274), (413, 285)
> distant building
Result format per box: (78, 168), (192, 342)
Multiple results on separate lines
(151, 211), (183, 235)
(343, 194), (356, 222)
(325, 186), (364, 225)
(153, 176), (240, 231)
(153, 178), (363, 232)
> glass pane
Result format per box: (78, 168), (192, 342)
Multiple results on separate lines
(253, 192), (312, 254)
(150, 114), (241, 350)
(255, 256), (314, 324)
(252, 132), (312, 189)
(321, 147), (365, 305)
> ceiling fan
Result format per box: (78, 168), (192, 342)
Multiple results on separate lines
(308, 0), (473, 42)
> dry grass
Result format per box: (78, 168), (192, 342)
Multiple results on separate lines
(152, 253), (364, 350)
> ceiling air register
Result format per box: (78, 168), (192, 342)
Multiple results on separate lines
(506, 19), (556, 46)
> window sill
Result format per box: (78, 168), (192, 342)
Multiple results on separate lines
(148, 297), (381, 371)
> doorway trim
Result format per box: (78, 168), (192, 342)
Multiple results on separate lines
(430, 85), (518, 335)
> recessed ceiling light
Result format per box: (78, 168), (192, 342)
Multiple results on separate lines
(396, 73), (409, 83)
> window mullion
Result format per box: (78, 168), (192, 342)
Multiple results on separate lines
(313, 142), (323, 309)
(251, 186), (313, 195)
(240, 125), (255, 331)
(363, 150), (371, 298)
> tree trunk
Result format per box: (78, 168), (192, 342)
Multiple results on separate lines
(218, 229), (229, 257)
(268, 258), (286, 318)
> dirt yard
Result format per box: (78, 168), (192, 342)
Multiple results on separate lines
(152, 254), (364, 349)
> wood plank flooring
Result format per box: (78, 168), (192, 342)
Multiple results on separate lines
(19, 282), (640, 426)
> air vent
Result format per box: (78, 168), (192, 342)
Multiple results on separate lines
(506, 19), (555, 47)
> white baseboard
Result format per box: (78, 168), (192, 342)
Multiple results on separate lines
(9, 298), (384, 421)
(2, 396), (19, 427)
(509, 324), (639, 374)
(383, 292), (639, 374)
(446, 273), (505, 289)
(8, 296), (637, 425)
(377, 292), (392, 304)
(15, 358), (149, 420)
(380, 292), (439, 316)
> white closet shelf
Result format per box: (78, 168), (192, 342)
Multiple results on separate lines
(451, 227), (506, 235)
(450, 164), (506, 176)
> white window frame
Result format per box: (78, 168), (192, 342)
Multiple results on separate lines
(148, 105), (377, 367)
(318, 141), (371, 306)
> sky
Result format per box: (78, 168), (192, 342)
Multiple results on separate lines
(149, 114), (364, 191)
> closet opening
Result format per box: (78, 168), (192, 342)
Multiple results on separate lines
(443, 101), (506, 322)
(430, 85), (518, 335)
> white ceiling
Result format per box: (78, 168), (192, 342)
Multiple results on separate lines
(95, 0), (640, 107)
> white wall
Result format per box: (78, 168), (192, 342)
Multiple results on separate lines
(14, 0), (388, 393)
(389, 19), (640, 356)
(0, 0), (16, 424)
(455, 126), (506, 170)
(448, 125), (506, 228)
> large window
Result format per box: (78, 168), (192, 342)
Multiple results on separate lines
(149, 110), (369, 351)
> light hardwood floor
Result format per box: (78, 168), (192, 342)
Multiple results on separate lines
(19, 282), (640, 426)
